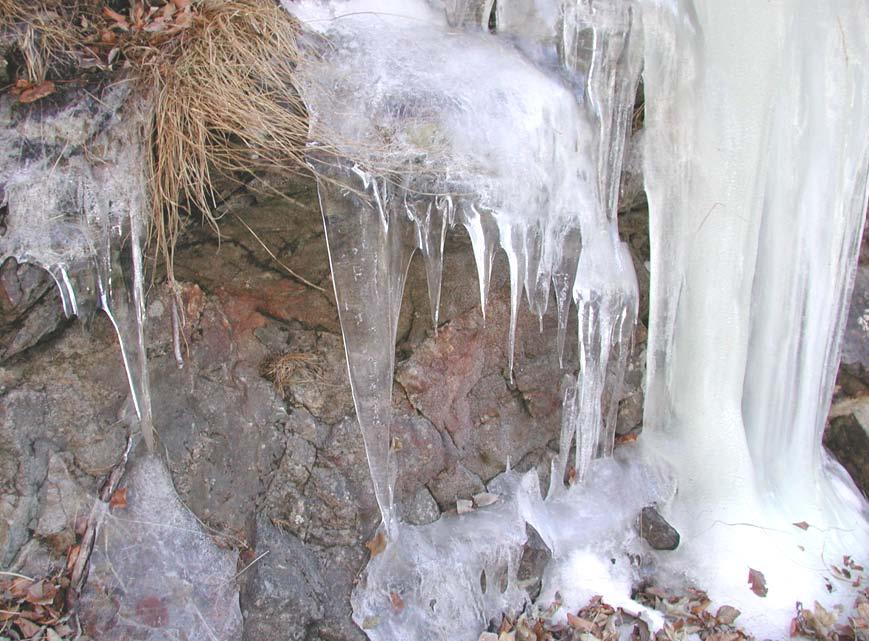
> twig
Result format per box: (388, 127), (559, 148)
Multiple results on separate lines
(66, 434), (134, 610)
(232, 213), (328, 293)
(230, 550), (270, 582)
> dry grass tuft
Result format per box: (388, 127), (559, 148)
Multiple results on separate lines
(136, 0), (312, 283)
(2, 0), (317, 284)
(261, 351), (323, 395)
(0, 0), (98, 83)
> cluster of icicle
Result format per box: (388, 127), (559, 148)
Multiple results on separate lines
(0, 86), (154, 449)
(290, 0), (642, 530)
(287, 1), (657, 639)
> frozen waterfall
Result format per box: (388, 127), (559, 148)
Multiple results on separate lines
(288, 0), (869, 639)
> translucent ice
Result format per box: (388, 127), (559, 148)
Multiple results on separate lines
(290, 0), (641, 526)
(0, 88), (155, 448)
(79, 455), (243, 640)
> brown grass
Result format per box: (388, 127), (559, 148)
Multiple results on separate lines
(2, 0), (316, 285)
(0, 0), (99, 83)
(260, 351), (323, 395)
(136, 0), (312, 284)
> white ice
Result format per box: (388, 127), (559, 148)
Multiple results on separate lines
(640, 0), (869, 637)
(289, 0), (640, 530)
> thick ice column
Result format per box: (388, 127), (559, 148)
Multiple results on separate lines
(641, 0), (869, 623)
(315, 166), (417, 531)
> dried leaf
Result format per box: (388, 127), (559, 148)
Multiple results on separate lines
(172, 0), (191, 8)
(792, 521), (810, 530)
(17, 618), (41, 638)
(365, 531), (386, 558)
(18, 81), (55, 104)
(716, 605), (741, 625)
(46, 628), (63, 641)
(566, 613), (596, 633)
(616, 432), (639, 444)
(10, 577), (33, 598)
(102, 6), (129, 27)
(813, 601), (837, 627)
(65, 544), (80, 574)
(109, 487), (128, 510)
(473, 492), (499, 508)
(747, 568), (768, 597)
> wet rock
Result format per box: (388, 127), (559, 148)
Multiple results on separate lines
(33, 453), (90, 554)
(637, 506), (680, 551)
(0, 259), (64, 361)
(517, 525), (551, 600)
(401, 486), (440, 525)
(824, 414), (869, 496)
(841, 265), (868, 369)
(241, 516), (326, 641)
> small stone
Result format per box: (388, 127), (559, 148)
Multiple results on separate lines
(473, 492), (499, 507)
(637, 506), (680, 550)
(457, 499), (474, 514)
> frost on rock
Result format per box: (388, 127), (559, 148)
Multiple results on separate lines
(288, 0), (644, 638)
(79, 455), (243, 641)
(0, 88), (154, 447)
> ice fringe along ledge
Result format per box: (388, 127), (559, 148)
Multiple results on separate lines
(288, 0), (653, 638)
(289, 0), (869, 639)
(0, 86), (155, 450)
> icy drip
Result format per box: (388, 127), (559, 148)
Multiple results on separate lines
(0, 93), (155, 449)
(640, 0), (869, 634)
(293, 0), (642, 527)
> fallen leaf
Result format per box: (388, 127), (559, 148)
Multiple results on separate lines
(473, 492), (500, 508)
(616, 432), (639, 444)
(793, 521), (810, 530)
(46, 628), (63, 641)
(716, 605), (741, 625)
(109, 487), (128, 510)
(16, 618), (41, 638)
(10, 577), (33, 599)
(389, 591), (404, 612)
(135, 595), (169, 628)
(365, 531), (386, 558)
(102, 7), (129, 29)
(813, 601), (837, 627)
(18, 81), (55, 104)
(566, 613), (596, 633)
(748, 568), (768, 597)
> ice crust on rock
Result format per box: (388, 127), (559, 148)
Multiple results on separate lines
(79, 455), (243, 640)
(0, 88), (154, 448)
(290, 0), (869, 638)
(352, 450), (672, 641)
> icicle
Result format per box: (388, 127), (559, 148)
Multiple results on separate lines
(498, 220), (526, 381)
(461, 203), (499, 320)
(313, 162), (407, 533)
(552, 225), (582, 368)
(406, 191), (447, 331)
(0, 94), (156, 449)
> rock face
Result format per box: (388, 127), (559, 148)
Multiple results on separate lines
(0, 108), (865, 641)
